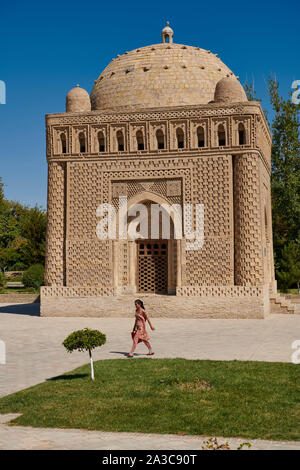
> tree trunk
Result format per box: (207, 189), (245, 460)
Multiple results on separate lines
(89, 349), (95, 380)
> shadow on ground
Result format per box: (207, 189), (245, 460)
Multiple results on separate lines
(0, 303), (40, 316)
(110, 351), (148, 356)
(47, 374), (89, 381)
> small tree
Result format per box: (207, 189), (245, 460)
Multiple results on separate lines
(62, 328), (106, 380)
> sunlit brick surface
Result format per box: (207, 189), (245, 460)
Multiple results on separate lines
(43, 34), (275, 318)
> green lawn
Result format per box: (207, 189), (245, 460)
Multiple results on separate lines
(0, 359), (299, 441)
(0, 286), (39, 294)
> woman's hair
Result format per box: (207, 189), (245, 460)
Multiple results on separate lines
(135, 299), (145, 310)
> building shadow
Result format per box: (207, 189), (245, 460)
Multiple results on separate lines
(0, 303), (40, 316)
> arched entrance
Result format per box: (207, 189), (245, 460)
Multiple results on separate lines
(114, 191), (182, 295)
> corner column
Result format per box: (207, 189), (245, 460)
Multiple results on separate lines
(44, 161), (66, 286)
(233, 153), (263, 285)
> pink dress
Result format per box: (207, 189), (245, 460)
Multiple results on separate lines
(132, 312), (150, 344)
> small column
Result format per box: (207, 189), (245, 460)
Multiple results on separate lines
(167, 240), (173, 294)
(112, 240), (119, 291)
(176, 239), (182, 288)
(128, 240), (136, 291)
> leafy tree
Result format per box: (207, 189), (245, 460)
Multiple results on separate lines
(63, 328), (107, 380)
(0, 179), (47, 271)
(268, 77), (300, 263)
(0, 202), (19, 248)
(10, 262), (26, 271)
(0, 271), (6, 291)
(0, 177), (4, 208)
(245, 77), (299, 291)
(276, 241), (300, 292)
(20, 207), (47, 266)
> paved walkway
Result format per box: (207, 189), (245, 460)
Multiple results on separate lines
(0, 414), (299, 450)
(0, 303), (299, 449)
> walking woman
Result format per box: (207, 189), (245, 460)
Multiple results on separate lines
(128, 299), (155, 357)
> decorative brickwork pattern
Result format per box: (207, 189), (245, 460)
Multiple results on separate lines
(256, 115), (272, 165)
(44, 162), (65, 286)
(186, 239), (233, 286)
(68, 162), (103, 239)
(119, 242), (129, 287)
(42, 286), (113, 297)
(67, 239), (112, 288)
(111, 178), (182, 210)
(233, 153), (263, 285)
(177, 285), (265, 297)
(186, 155), (233, 286)
(66, 162), (112, 288)
(43, 36), (274, 318)
(49, 107), (270, 159)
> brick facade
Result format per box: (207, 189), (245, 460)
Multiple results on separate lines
(41, 29), (275, 318)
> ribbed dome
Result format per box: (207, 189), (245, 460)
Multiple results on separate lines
(91, 43), (237, 111)
(214, 76), (247, 104)
(66, 85), (91, 113)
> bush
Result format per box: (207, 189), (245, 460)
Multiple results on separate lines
(22, 264), (44, 290)
(0, 271), (6, 290)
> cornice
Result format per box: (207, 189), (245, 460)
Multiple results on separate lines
(46, 101), (265, 125)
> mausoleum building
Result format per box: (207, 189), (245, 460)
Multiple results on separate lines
(41, 24), (276, 318)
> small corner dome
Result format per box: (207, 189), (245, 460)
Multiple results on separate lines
(66, 85), (91, 113)
(214, 77), (247, 103)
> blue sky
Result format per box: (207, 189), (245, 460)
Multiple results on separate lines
(0, 0), (299, 208)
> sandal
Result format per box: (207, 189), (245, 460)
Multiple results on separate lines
(127, 353), (134, 358)
(147, 352), (155, 356)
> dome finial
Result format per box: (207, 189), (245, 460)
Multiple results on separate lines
(162, 21), (173, 44)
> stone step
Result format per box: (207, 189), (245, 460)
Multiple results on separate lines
(270, 293), (297, 314)
(282, 294), (300, 304)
